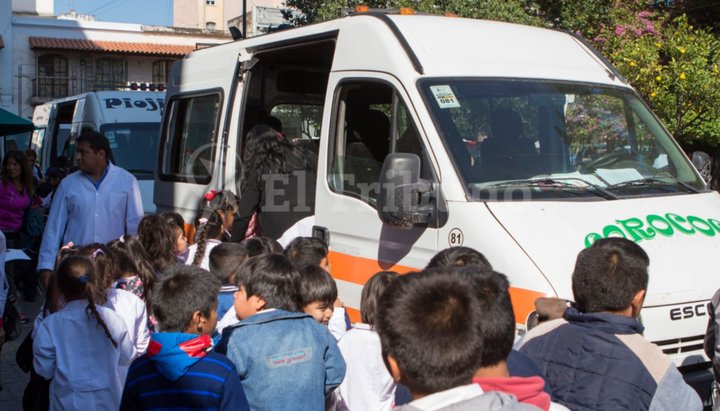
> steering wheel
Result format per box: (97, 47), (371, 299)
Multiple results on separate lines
(579, 148), (633, 172)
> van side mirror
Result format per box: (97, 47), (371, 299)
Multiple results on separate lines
(378, 153), (437, 229)
(691, 151), (712, 184)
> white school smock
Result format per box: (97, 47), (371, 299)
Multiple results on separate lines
(33, 300), (135, 411)
(184, 239), (221, 271)
(336, 323), (396, 411)
(103, 288), (150, 357)
(37, 162), (143, 271)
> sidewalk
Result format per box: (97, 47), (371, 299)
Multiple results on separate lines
(0, 296), (42, 411)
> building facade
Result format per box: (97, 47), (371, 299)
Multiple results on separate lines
(1, 1), (230, 118)
(174, 0), (289, 35)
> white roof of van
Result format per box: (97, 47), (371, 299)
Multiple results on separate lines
(183, 14), (628, 89)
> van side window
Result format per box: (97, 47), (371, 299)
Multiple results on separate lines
(329, 81), (428, 207)
(160, 93), (221, 184)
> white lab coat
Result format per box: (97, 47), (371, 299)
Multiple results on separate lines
(103, 288), (150, 358)
(33, 300), (135, 411)
(184, 239), (221, 271)
(335, 323), (396, 411)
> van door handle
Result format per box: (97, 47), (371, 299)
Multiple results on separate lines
(312, 226), (330, 246)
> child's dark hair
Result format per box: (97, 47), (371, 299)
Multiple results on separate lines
(107, 235), (156, 301)
(298, 265), (337, 308)
(56, 255), (118, 348)
(235, 253), (300, 311)
(572, 237), (649, 313)
(284, 237), (328, 268)
(193, 190), (238, 266)
(77, 243), (116, 303)
(426, 246), (492, 272)
(161, 212), (185, 231)
(209, 242), (248, 285)
(375, 268), (485, 395)
(152, 264), (221, 332)
(240, 236), (283, 257)
(138, 214), (178, 273)
(361, 271), (399, 326)
(460, 266), (515, 368)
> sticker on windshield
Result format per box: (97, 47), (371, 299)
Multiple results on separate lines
(430, 85), (461, 109)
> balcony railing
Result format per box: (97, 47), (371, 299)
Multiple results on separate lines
(30, 76), (163, 105)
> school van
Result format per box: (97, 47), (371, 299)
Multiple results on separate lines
(154, 13), (718, 394)
(31, 91), (165, 213)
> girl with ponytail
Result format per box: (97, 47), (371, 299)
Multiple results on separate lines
(32, 255), (134, 410)
(186, 190), (238, 270)
(78, 244), (150, 361)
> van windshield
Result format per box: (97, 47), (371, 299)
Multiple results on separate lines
(420, 79), (705, 200)
(101, 122), (160, 180)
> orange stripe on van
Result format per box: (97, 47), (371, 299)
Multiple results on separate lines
(328, 251), (418, 285)
(329, 251), (545, 325)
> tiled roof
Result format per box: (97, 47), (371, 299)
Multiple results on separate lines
(29, 37), (195, 56)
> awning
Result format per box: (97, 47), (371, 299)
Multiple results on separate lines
(0, 108), (36, 136)
(29, 36), (195, 57)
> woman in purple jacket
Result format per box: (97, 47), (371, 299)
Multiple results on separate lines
(0, 150), (33, 234)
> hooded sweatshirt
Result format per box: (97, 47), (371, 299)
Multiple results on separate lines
(120, 332), (250, 411)
(474, 376), (555, 410)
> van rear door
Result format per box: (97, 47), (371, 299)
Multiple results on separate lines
(155, 53), (248, 225)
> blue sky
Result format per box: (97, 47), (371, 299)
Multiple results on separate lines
(54, 0), (174, 26)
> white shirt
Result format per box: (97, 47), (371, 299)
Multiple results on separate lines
(328, 306), (348, 341)
(184, 239), (221, 271)
(405, 384), (485, 411)
(37, 162), (144, 271)
(33, 300), (135, 411)
(277, 215), (315, 247)
(335, 323), (395, 411)
(103, 288), (150, 358)
(216, 305), (239, 335)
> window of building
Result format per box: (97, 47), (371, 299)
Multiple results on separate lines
(37, 54), (68, 98)
(152, 60), (174, 85)
(95, 58), (126, 90)
(206, 0), (216, 5)
(159, 92), (221, 183)
(329, 81), (430, 207)
(206, 21), (217, 30)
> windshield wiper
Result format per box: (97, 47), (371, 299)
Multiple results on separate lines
(482, 178), (617, 200)
(605, 178), (700, 193)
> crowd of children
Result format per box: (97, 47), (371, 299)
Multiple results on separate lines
(21, 195), (707, 411)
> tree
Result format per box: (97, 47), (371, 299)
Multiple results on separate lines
(283, 0), (543, 26)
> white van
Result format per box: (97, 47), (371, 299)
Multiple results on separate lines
(31, 91), (165, 213)
(154, 13), (717, 395)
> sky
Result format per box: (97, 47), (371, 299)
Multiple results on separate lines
(54, 0), (174, 26)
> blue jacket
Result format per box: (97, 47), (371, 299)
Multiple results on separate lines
(217, 309), (346, 411)
(120, 332), (250, 411)
(516, 308), (701, 411)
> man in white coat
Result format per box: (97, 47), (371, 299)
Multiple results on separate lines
(37, 130), (143, 284)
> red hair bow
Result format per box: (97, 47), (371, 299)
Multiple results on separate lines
(204, 189), (218, 201)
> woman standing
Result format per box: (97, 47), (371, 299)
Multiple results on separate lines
(230, 124), (318, 240)
(0, 150), (33, 234)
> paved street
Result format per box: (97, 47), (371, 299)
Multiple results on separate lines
(0, 296), (42, 411)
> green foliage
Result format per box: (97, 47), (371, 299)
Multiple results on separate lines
(598, 14), (720, 146)
(282, 0), (543, 26)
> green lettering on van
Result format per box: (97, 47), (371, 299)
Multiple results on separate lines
(584, 214), (720, 247)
